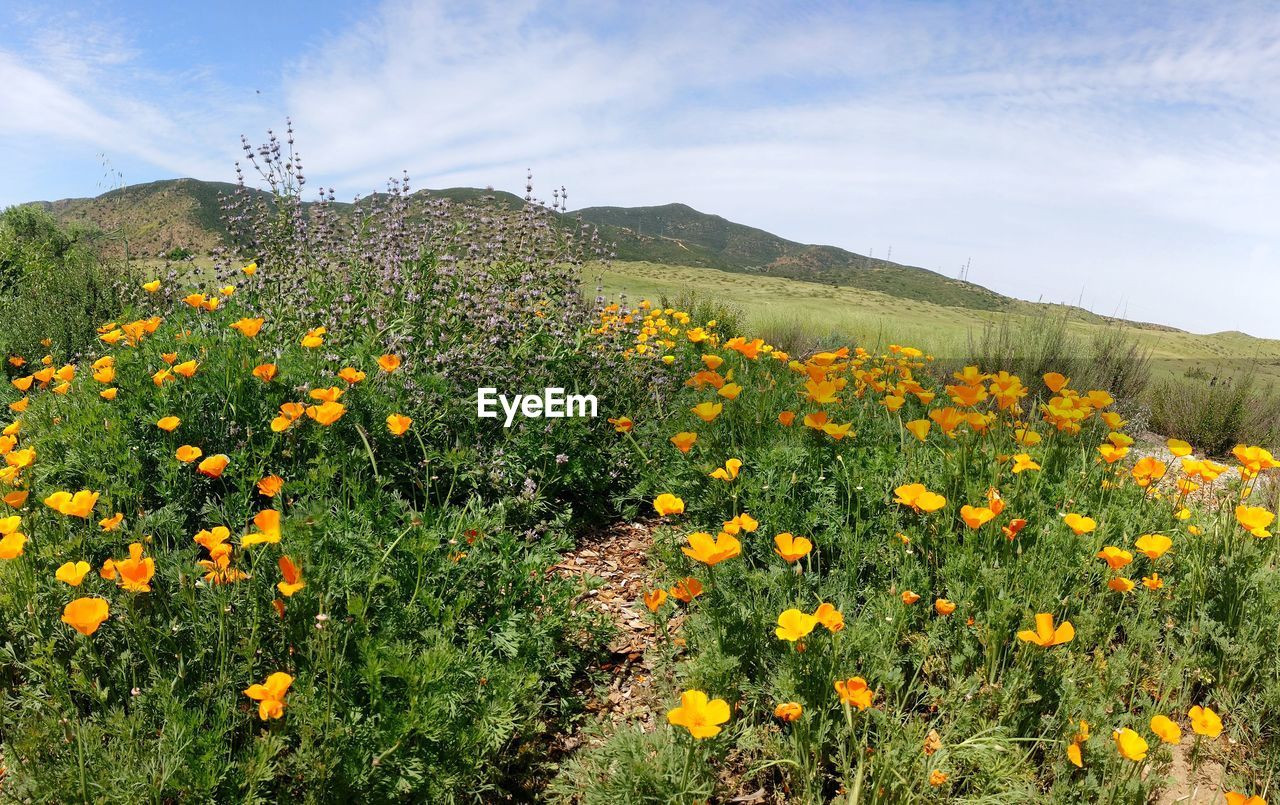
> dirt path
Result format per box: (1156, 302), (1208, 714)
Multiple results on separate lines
(552, 520), (669, 743)
(1152, 742), (1227, 804)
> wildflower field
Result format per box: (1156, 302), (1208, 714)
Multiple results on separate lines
(0, 136), (1278, 804)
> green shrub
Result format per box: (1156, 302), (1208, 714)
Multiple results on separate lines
(0, 205), (129, 362)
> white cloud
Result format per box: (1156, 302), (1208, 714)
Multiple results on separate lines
(2, 1), (1279, 336)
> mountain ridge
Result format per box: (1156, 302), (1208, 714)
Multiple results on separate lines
(5, 177), (1217, 336)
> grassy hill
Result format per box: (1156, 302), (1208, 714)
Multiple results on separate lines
(576, 202), (1010, 311)
(29, 180), (531, 258)
(595, 260), (1280, 387)
(17, 179), (1280, 368)
(24, 179), (1010, 311)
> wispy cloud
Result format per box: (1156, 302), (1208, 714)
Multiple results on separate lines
(2, 1), (1278, 336)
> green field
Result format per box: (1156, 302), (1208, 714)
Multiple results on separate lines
(596, 260), (1280, 385)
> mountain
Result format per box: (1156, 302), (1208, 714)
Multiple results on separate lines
(23, 177), (1006, 311)
(573, 203), (1009, 311)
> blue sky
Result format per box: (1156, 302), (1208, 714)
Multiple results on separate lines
(3, 1), (1280, 337)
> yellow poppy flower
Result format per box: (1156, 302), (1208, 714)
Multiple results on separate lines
(667, 690), (730, 738)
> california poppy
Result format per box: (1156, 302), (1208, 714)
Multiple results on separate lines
(242, 510), (282, 547)
(228, 317), (264, 338)
(1134, 534), (1172, 559)
(377, 354), (401, 373)
(305, 401), (346, 426)
(277, 556), (306, 596)
(197, 454), (230, 478)
(814, 602), (844, 632)
(0, 532), (26, 559)
(960, 505), (995, 529)
(894, 483), (947, 513)
(1017, 613), (1075, 647)
(62, 597), (110, 635)
(669, 432), (697, 453)
(115, 543), (155, 593)
(386, 414), (412, 436)
(834, 677), (874, 710)
(1188, 705), (1222, 738)
(301, 327), (326, 348)
(55, 560), (91, 586)
(775, 608), (818, 641)
(257, 475), (284, 497)
(1235, 506), (1275, 538)
(691, 402), (723, 423)
(669, 577), (703, 602)
(653, 494), (684, 517)
(244, 672), (294, 720)
(774, 533), (812, 563)
(643, 589), (667, 612)
(176, 445), (203, 463)
(667, 690), (730, 738)
(905, 419), (930, 442)
(1112, 728), (1147, 761)
(709, 458), (742, 481)
(1150, 715), (1181, 744)
(1012, 454), (1041, 473)
(1063, 513), (1097, 535)
(682, 531), (740, 566)
(1096, 546), (1133, 570)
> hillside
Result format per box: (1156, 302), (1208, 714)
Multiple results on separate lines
(597, 260), (1280, 386)
(34, 178), (242, 256)
(575, 203), (1010, 311)
(23, 178), (1009, 311)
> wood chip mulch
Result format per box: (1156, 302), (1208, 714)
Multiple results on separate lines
(552, 520), (676, 733)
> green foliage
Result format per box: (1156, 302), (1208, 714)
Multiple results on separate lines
(0, 205), (129, 361)
(569, 316), (1280, 802)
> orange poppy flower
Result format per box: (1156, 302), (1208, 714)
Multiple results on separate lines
(197, 454), (230, 478)
(834, 677), (874, 710)
(244, 672), (294, 720)
(1016, 613), (1075, 647)
(257, 475), (284, 497)
(653, 494), (684, 516)
(277, 556), (306, 596)
(338, 367), (366, 384)
(386, 414), (412, 436)
(643, 589), (667, 612)
(774, 533), (813, 563)
(115, 543), (155, 593)
(669, 577), (704, 602)
(669, 431), (698, 452)
(305, 401), (346, 426)
(62, 597), (110, 635)
(682, 531), (741, 566)
(230, 318), (265, 338)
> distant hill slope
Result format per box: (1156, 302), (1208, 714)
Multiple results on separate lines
(34, 178), (242, 256)
(23, 178), (1005, 312)
(574, 203), (1010, 311)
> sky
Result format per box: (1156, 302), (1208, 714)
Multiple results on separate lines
(2, 1), (1279, 336)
